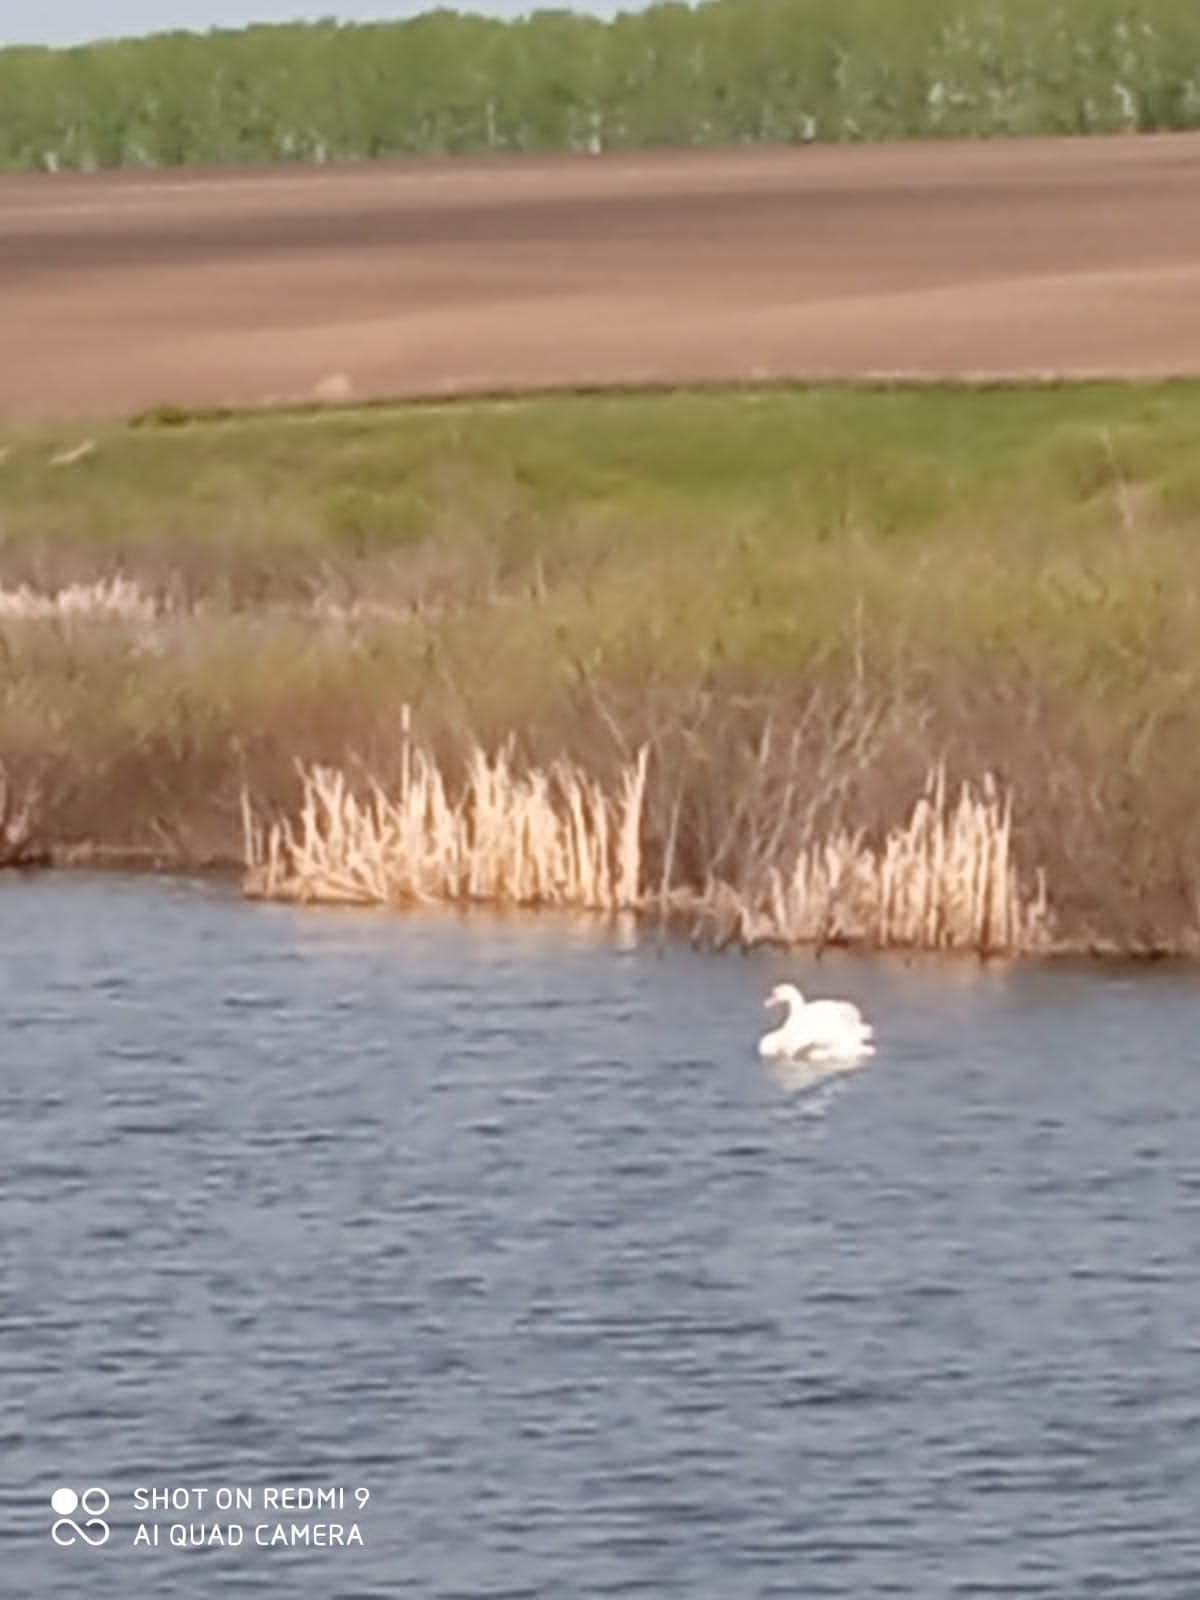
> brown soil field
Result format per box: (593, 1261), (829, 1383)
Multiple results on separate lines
(4, 133), (1200, 422)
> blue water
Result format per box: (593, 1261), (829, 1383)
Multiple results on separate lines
(2, 874), (1199, 1597)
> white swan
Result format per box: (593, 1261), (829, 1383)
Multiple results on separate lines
(758, 982), (875, 1062)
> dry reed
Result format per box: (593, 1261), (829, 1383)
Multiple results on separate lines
(0, 762), (48, 868)
(243, 715), (649, 912)
(730, 762), (1051, 955)
(242, 726), (1050, 954)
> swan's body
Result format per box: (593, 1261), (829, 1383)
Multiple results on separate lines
(758, 982), (874, 1062)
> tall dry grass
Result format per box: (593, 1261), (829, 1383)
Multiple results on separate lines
(0, 760), (48, 868)
(242, 725), (1050, 954)
(243, 712), (649, 912)
(727, 762), (1051, 954)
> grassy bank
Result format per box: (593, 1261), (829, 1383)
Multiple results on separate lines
(3, 381), (1200, 952)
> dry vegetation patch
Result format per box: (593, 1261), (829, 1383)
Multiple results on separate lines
(242, 719), (1051, 956)
(0, 761), (48, 868)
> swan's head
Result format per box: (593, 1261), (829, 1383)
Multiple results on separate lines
(765, 982), (804, 1010)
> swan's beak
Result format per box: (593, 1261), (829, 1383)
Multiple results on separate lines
(763, 994), (778, 1009)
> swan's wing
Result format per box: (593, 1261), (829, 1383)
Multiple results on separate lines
(805, 999), (866, 1029)
(802, 1000), (873, 1053)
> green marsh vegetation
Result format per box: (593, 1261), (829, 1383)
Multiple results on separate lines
(3, 0), (1200, 170)
(2, 381), (1200, 952)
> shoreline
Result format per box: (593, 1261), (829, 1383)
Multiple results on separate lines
(4, 381), (1200, 959)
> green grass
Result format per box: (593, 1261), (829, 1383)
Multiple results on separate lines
(5, 377), (1200, 701)
(4, 380), (1200, 950)
(4, 379), (1199, 582)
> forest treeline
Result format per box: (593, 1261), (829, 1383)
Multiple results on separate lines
(2, 0), (1200, 171)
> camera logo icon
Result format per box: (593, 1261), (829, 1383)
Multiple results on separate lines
(50, 1486), (111, 1547)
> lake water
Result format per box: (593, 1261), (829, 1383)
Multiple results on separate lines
(2, 874), (1199, 1598)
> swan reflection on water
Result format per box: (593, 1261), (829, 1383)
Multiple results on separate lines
(765, 1051), (873, 1105)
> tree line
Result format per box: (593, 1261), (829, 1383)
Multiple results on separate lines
(2, 0), (1199, 171)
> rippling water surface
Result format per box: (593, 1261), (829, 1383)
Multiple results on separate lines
(3, 874), (1200, 1597)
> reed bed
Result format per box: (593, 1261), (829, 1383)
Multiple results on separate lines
(729, 763), (1051, 955)
(243, 720), (649, 912)
(243, 736), (1050, 954)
